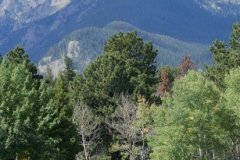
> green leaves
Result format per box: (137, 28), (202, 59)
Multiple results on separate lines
(150, 71), (223, 159)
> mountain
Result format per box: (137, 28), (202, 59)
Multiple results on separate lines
(0, 0), (239, 63)
(38, 21), (210, 76)
(0, 0), (72, 26)
(195, 0), (240, 16)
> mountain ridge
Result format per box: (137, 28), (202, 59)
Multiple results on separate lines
(38, 21), (210, 76)
(0, 0), (238, 64)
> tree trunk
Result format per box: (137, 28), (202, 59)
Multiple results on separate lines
(82, 135), (88, 160)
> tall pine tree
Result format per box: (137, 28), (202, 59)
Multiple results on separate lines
(52, 71), (79, 159)
(205, 22), (240, 90)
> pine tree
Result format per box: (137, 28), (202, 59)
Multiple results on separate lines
(179, 56), (196, 76)
(205, 22), (240, 90)
(52, 72), (80, 159)
(6, 46), (42, 80)
(63, 55), (75, 83)
(43, 65), (55, 88)
(74, 31), (158, 116)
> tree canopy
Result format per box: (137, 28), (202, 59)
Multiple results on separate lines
(72, 31), (158, 116)
(0, 61), (59, 159)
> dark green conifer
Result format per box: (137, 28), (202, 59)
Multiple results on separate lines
(205, 22), (240, 90)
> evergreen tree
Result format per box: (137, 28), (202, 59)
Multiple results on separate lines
(52, 71), (80, 159)
(43, 65), (55, 88)
(179, 56), (196, 76)
(74, 31), (158, 116)
(0, 54), (2, 63)
(63, 55), (75, 83)
(205, 22), (240, 90)
(158, 65), (179, 97)
(0, 61), (59, 159)
(6, 46), (42, 80)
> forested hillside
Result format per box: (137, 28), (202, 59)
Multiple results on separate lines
(1, 22), (240, 159)
(38, 21), (210, 75)
(0, 0), (239, 63)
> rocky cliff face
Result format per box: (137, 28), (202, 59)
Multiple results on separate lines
(0, 0), (72, 26)
(0, 0), (99, 60)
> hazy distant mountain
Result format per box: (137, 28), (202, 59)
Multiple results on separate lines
(0, 0), (239, 63)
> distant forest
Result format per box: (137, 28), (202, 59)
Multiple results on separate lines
(1, 22), (240, 160)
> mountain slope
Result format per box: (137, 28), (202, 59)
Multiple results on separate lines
(38, 21), (210, 76)
(0, 0), (238, 63)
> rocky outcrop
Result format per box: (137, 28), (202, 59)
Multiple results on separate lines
(0, 0), (72, 26)
(195, 0), (240, 16)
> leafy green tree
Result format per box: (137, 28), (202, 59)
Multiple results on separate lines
(73, 31), (158, 116)
(52, 71), (80, 159)
(149, 70), (223, 159)
(0, 61), (59, 159)
(205, 22), (240, 90)
(216, 67), (240, 159)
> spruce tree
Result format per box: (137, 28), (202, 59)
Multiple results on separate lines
(52, 71), (79, 159)
(205, 22), (240, 90)
(0, 61), (59, 159)
(63, 55), (75, 83)
(6, 46), (42, 80)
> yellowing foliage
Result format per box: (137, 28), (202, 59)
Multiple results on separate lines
(188, 116), (194, 121)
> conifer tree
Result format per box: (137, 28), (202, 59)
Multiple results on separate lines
(43, 65), (55, 88)
(74, 31), (158, 116)
(52, 71), (79, 159)
(158, 65), (179, 97)
(6, 46), (42, 80)
(63, 55), (75, 83)
(179, 56), (196, 76)
(0, 61), (59, 159)
(205, 22), (240, 90)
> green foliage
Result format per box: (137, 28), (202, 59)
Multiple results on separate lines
(6, 46), (42, 80)
(63, 55), (75, 83)
(216, 67), (240, 159)
(40, 21), (210, 73)
(0, 61), (59, 159)
(74, 31), (157, 116)
(43, 65), (55, 88)
(52, 71), (80, 159)
(149, 70), (223, 159)
(205, 22), (240, 90)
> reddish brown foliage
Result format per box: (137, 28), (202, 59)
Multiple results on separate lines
(160, 69), (171, 97)
(180, 56), (196, 75)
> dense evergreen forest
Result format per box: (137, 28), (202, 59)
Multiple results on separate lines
(1, 22), (240, 160)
